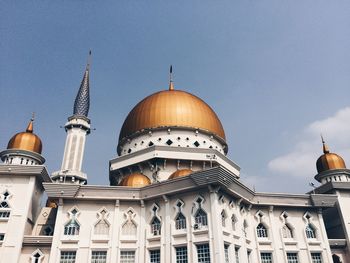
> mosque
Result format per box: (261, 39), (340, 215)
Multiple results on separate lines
(0, 54), (349, 263)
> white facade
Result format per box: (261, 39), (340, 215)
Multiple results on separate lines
(0, 64), (349, 263)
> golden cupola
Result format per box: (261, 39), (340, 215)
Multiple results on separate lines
(119, 173), (151, 187)
(117, 67), (227, 156)
(168, 169), (193, 179)
(119, 90), (225, 142)
(316, 138), (346, 174)
(7, 117), (42, 154)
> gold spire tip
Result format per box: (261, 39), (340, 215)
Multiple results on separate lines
(26, 114), (34, 133)
(320, 134), (329, 154)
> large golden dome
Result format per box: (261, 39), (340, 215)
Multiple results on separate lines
(316, 140), (346, 174)
(119, 89), (225, 142)
(7, 119), (42, 154)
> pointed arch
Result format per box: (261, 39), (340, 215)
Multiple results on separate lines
(64, 207), (80, 236)
(256, 223), (268, 238)
(122, 208), (137, 236)
(150, 204), (161, 236)
(94, 208), (110, 235)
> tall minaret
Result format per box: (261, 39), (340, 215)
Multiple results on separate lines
(52, 51), (91, 184)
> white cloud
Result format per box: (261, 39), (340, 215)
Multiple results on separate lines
(268, 107), (350, 177)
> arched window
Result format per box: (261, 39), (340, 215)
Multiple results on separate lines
(94, 219), (109, 235)
(151, 217), (161, 236)
(194, 208), (208, 226)
(256, 223), (268, 238)
(175, 212), (186, 230)
(231, 214), (237, 231)
(221, 210), (227, 227)
(305, 224), (316, 239)
(122, 219), (137, 236)
(64, 209), (80, 236)
(282, 224), (293, 238)
(64, 219), (79, 235)
(122, 209), (137, 236)
(94, 209), (110, 236)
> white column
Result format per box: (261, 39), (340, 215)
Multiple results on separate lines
(208, 186), (224, 263)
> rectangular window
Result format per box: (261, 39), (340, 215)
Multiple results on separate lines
(150, 250), (160, 263)
(0, 233), (4, 241)
(260, 252), (273, 263)
(120, 251), (135, 263)
(287, 253), (298, 263)
(311, 253), (322, 263)
(176, 247), (188, 263)
(235, 246), (240, 263)
(224, 244), (229, 263)
(197, 244), (210, 263)
(60, 251), (76, 263)
(91, 251), (107, 263)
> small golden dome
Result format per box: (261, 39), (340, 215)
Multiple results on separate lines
(316, 139), (346, 173)
(119, 173), (151, 187)
(119, 89), (225, 142)
(168, 169), (193, 179)
(7, 118), (42, 154)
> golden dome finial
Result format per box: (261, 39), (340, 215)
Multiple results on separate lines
(321, 134), (330, 154)
(26, 113), (35, 133)
(169, 65), (174, 91)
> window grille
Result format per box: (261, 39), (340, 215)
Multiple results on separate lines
(305, 224), (316, 239)
(120, 251), (135, 263)
(257, 223), (268, 238)
(197, 244), (210, 263)
(151, 217), (161, 236)
(175, 213), (186, 230)
(195, 209), (208, 226)
(287, 253), (298, 263)
(176, 247), (188, 263)
(94, 220), (109, 235)
(260, 252), (273, 263)
(224, 244), (229, 263)
(64, 220), (79, 236)
(91, 251), (107, 263)
(311, 253), (322, 263)
(150, 250), (160, 263)
(282, 225), (293, 238)
(60, 251), (76, 263)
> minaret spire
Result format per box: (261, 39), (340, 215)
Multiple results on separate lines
(52, 51), (92, 185)
(169, 65), (174, 91)
(73, 50), (91, 117)
(321, 134), (330, 154)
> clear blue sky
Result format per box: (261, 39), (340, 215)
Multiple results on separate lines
(1, 1), (350, 193)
